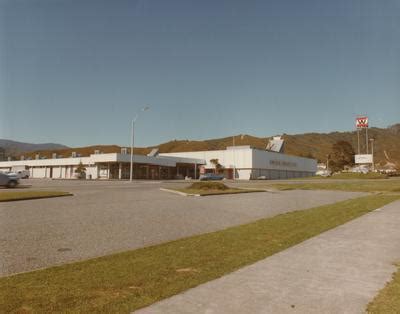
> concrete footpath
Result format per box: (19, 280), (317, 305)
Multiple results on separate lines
(136, 200), (400, 314)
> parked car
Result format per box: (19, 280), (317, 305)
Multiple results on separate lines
(3, 171), (17, 176)
(199, 173), (224, 181)
(16, 170), (30, 179)
(0, 172), (20, 188)
(5, 171), (20, 178)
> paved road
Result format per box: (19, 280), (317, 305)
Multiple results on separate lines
(0, 179), (364, 277)
(137, 200), (400, 314)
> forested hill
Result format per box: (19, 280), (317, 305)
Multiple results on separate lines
(6, 124), (400, 168)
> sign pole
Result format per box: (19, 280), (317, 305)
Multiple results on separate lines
(370, 139), (374, 171)
(355, 115), (372, 168)
(232, 135), (236, 180)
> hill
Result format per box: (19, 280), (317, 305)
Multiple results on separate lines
(0, 139), (68, 158)
(5, 124), (400, 168)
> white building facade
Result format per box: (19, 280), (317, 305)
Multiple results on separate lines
(0, 146), (316, 180)
(0, 153), (205, 180)
(160, 146), (317, 180)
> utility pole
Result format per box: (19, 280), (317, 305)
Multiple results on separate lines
(130, 118), (135, 181)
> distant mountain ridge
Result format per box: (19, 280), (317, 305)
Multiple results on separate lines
(0, 139), (68, 157)
(2, 123), (400, 168)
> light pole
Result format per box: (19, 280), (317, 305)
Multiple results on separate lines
(232, 135), (236, 180)
(130, 106), (150, 182)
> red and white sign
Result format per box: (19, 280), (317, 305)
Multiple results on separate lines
(356, 116), (369, 128)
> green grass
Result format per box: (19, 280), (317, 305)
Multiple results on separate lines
(271, 180), (400, 193)
(0, 190), (72, 202)
(367, 263), (400, 313)
(297, 172), (388, 180)
(0, 194), (398, 313)
(329, 172), (388, 179)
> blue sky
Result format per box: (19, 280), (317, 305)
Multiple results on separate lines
(1, 0), (399, 147)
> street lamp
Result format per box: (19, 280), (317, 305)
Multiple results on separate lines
(232, 135), (236, 180)
(130, 106), (150, 181)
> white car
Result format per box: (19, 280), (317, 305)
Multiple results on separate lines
(16, 170), (30, 179)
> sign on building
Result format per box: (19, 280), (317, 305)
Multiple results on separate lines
(355, 154), (373, 164)
(356, 116), (369, 128)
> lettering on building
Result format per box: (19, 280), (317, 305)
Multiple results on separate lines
(269, 160), (297, 168)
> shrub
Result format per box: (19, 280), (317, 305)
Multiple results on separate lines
(188, 182), (229, 191)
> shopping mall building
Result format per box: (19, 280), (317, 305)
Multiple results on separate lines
(0, 145), (316, 180)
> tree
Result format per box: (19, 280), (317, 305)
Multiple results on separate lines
(210, 158), (223, 174)
(329, 141), (355, 173)
(75, 162), (87, 179)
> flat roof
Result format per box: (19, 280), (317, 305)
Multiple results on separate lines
(0, 153), (206, 168)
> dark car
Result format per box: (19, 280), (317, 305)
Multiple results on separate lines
(199, 173), (225, 181)
(0, 172), (20, 188)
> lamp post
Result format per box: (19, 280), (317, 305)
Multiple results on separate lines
(232, 135), (236, 180)
(130, 106), (150, 182)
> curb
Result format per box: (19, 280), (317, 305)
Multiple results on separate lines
(238, 187), (276, 193)
(0, 193), (73, 203)
(160, 188), (267, 197)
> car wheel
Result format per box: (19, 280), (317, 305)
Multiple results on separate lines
(7, 180), (17, 188)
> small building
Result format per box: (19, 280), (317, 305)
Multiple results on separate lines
(377, 162), (398, 174)
(316, 163), (331, 176)
(350, 164), (370, 174)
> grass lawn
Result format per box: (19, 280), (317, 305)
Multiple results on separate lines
(297, 172), (388, 180)
(367, 263), (400, 313)
(271, 179), (400, 193)
(0, 190), (72, 202)
(0, 194), (398, 313)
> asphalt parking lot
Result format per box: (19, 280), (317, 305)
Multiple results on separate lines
(0, 179), (365, 277)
